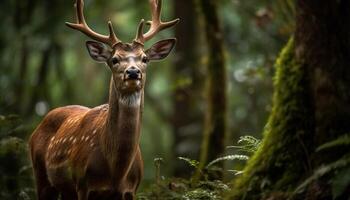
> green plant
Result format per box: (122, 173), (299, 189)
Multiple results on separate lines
(294, 134), (350, 199)
(226, 135), (261, 153)
(0, 115), (35, 199)
(180, 135), (260, 176)
(138, 136), (261, 200)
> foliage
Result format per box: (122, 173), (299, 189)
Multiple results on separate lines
(139, 136), (260, 200)
(206, 155), (249, 169)
(0, 115), (35, 199)
(316, 134), (350, 152)
(178, 157), (200, 169)
(181, 135), (259, 177)
(294, 134), (350, 199)
(227, 135), (261, 153)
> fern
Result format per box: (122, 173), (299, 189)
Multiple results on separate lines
(226, 135), (261, 153)
(206, 155), (249, 168)
(141, 136), (261, 200)
(317, 134), (350, 152)
(294, 154), (350, 194)
(301, 134), (350, 199)
(227, 170), (244, 176)
(197, 180), (230, 191)
(178, 157), (200, 169)
(183, 189), (220, 200)
(179, 136), (259, 175)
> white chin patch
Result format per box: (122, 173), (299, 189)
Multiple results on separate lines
(119, 92), (141, 107)
(125, 80), (140, 87)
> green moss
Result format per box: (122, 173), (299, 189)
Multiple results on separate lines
(228, 38), (314, 199)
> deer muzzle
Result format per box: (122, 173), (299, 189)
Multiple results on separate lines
(125, 67), (141, 80)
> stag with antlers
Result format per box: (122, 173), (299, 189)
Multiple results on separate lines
(29, 0), (178, 199)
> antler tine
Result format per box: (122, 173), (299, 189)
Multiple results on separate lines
(66, 0), (121, 47)
(134, 0), (179, 44)
(135, 19), (146, 44)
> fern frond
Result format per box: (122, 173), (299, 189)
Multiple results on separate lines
(178, 157), (200, 169)
(294, 154), (350, 194)
(206, 155), (249, 168)
(237, 135), (260, 145)
(317, 134), (350, 152)
(227, 170), (244, 175)
(227, 135), (261, 153)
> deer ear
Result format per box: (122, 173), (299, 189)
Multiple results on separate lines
(145, 39), (176, 61)
(86, 41), (111, 62)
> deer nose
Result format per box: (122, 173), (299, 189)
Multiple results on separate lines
(126, 67), (141, 80)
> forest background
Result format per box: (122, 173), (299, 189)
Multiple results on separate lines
(1, 0), (349, 199)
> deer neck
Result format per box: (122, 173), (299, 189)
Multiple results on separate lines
(102, 76), (143, 181)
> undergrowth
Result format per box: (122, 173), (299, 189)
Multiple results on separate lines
(137, 136), (260, 200)
(0, 115), (35, 199)
(294, 133), (350, 199)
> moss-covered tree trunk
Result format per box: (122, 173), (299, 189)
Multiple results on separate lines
(172, 0), (203, 177)
(198, 0), (227, 178)
(230, 1), (350, 199)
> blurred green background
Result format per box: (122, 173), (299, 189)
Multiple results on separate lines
(0, 0), (293, 198)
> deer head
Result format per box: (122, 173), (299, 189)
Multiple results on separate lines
(66, 0), (179, 95)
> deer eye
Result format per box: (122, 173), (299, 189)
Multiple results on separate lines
(111, 57), (119, 65)
(142, 56), (149, 64)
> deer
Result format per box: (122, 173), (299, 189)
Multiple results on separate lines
(28, 0), (178, 199)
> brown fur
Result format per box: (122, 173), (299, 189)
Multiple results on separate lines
(29, 77), (144, 200)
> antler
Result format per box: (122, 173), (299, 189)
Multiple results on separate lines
(134, 0), (179, 44)
(66, 0), (121, 47)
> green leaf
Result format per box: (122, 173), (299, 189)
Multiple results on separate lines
(317, 134), (350, 152)
(294, 154), (350, 194)
(178, 157), (200, 169)
(206, 155), (249, 168)
(227, 135), (261, 153)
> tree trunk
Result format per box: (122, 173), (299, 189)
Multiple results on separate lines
(172, 0), (203, 177)
(230, 1), (350, 199)
(26, 46), (52, 116)
(13, 0), (36, 113)
(197, 0), (227, 179)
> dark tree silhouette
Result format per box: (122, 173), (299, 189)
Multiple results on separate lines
(197, 0), (227, 179)
(172, 0), (203, 177)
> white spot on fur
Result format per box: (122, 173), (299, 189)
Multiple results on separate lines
(68, 149), (72, 154)
(119, 92), (141, 107)
(73, 138), (77, 144)
(93, 130), (97, 134)
(85, 136), (90, 141)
